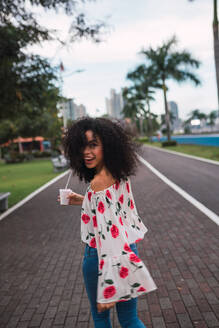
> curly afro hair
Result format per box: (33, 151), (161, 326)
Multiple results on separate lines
(63, 116), (141, 183)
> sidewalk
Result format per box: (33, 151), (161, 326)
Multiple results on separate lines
(0, 162), (218, 328)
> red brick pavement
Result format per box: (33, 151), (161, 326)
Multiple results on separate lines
(0, 161), (218, 328)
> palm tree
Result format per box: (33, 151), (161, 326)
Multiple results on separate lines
(122, 87), (140, 119)
(125, 64), (160, 136)
(140, 36), (201, 141)
(189, 0), (219, 117)
(208, 110), (218, 129)
(187, 109), (207, 121)
(122, 84), (158, 136)
(122, 86), (145, 135)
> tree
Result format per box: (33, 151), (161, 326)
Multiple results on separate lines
(187, 109), (207, 121)
(0, 120), (18, 146)
(122, 83), (159, 137)
(0, 23), (60, 120)
(184, 109), (207, 133)
(0, 0), (105, 120)
(189, 0), (219, 117)
(126, 64), (161, 136)
(0, 0), (105, 44)
(140, 36), (201, 141)
(208, 110), (218, 129)
(122, 87), (141, 120)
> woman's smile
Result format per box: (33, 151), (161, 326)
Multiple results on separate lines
(84, 157), (95, 165)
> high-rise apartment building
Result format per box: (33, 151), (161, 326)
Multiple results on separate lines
(167, 101), (182, 133)
(168, 101), (179, 120)
(59, 98), (87, 128)
(105, 89), (124, 119)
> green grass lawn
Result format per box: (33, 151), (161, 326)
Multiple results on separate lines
(137, 138), (219, 162)
(0, 158), (64, 208)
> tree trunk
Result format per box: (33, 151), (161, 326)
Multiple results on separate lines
(146, 98), (153, 137)
(162, 81), (171, 141)
(139, 117), (144, 136)
(213, 0), (219, 117)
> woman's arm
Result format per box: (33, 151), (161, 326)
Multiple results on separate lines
(67, 192), (84, 205)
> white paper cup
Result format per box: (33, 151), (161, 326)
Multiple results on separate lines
(59, 189), (72, 205)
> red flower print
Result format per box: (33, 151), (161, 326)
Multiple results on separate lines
(124, 243), (132, 252)
(98, 235), (102, 248)
(88, 192), (92, 201)
(111, 224), (119, 238)
(126, 182), (130, 193)
(137, 286), (146, 292)
(82, 214), (90, 224)
(119, 217), (123, 226)
(130, 199), (134, 209)
(103, 286), (116, 299)
(89, 237), (96, 248)
(119, 266), (129, 278)
(125, 231), (128, 238)
(115, 181), (120, 190)
(129, 253), (141, 263)
(106, 190), (112, 199)
(99, 259), (104, 270)
(98, 201), (105, 214)
(135, 238), (142, 243)
(119, 194), (124, 204)
(93, 215), (97, 227)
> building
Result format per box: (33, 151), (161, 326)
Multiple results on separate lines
(168, 101), (179, 120)
(105, 89), (124, 119)
(59, 99), (87, 128)
(76, 104), (86, 119)
(167, 101), (183, 133)
(0, 137), (51, 153)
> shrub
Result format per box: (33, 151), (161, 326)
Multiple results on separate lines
(33, 151), (51, 158)
(25, 153), (34, 161)
(42, 151), (51, 157)
(162, 140), (178, 147)
(4, 152), (35, 163)
(4, 152), (25, 163)
(134, 137), (149, 143)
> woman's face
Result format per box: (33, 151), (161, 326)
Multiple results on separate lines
(83, 130), (104, 171)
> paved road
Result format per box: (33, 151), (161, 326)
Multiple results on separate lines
(0, 162), (218, 328)
(140, 145), (219, 216)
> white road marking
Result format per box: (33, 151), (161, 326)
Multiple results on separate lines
(138, 155), (219, 226)
(143, 144), (219, 166)
(0, 170), (70, 221)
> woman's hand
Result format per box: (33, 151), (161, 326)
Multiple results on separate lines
(97, 301), (116, 313)
(57, 192), (84, 205)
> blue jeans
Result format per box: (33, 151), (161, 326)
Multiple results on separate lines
(82, 242), (146, 328)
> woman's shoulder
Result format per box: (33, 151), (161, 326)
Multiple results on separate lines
(90, 175), (129, 194)
(90, 174), (116, 193)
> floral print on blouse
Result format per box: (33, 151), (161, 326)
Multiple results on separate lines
(81, 177), (157, 303)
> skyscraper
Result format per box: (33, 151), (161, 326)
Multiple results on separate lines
(167, 101), (182, 133)
(59, 98), (87, 128)
(105, 89), (124, 119)
(168, 101), (179, 120)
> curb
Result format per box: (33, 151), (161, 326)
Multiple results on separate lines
(142, 144), (219, 166)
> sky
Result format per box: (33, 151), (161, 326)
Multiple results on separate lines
(29, 0), (218, 120)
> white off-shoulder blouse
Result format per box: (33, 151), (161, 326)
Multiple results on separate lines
(81, 177), (157, 303)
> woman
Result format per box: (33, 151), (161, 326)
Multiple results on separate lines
(62, 117), (157, 327)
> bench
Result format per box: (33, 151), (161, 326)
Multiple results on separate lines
(0, 192), (11, 212)
(51, 155), (69, 172)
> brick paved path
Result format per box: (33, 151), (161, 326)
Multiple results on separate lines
(0, 161), (218, 328)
